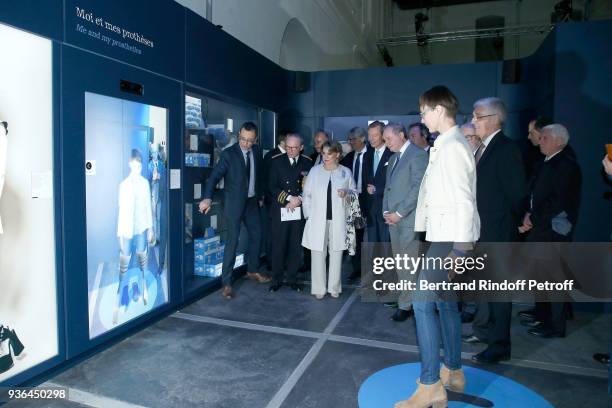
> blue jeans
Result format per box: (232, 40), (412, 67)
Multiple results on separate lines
(413, 242), (462, 384)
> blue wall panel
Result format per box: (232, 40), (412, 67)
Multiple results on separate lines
(185, 9), (289, 112)
(553, 21), (612, 241)
(0, 0), (63, 40)
(311, 62), (498, 118)
(64, 0), (185, 80)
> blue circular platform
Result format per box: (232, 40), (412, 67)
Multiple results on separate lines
(358, 363), (553, 408)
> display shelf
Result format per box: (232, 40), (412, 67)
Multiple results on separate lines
(182, 91), (259, 296)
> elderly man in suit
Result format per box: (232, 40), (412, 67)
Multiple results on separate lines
(382, 122), (428, 322)
(468, 97), (527, 364)
(309, 129), (329, 165)
(199, 122), (271, 300)
(518, 124), (581, 338)
(266, 133), (313, 292)
(341, 127), (369, 282)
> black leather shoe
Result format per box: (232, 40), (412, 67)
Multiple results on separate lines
(527, 327), (565, 338)
(289, 283), (303, 292)
(461, 311), (475, 323)
(471, 349), (510, 365)
(593, 353), (610, 365)
(518, 309), (536, 319)
(269, 283), (283, 292)
(462, 334), (484, 344)
(383, 302), (399, 309)
(520, 319), (542, 328)
(391, 309), (413, 322)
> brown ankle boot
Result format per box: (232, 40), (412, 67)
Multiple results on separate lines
(440, 365), (465, 393)
(394, 379), (447, 408)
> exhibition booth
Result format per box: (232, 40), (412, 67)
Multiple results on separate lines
(1, 0), (610, 391)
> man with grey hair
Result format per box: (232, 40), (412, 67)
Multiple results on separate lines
(267, 133), (313, 292)
(341, 126), (369, 282)
(460, 122), (481, 153)
(518, 123), (581, 338)
(468, 97), (527, 365)
(382, 122), (428, 321)
(310, 129), (329, 165)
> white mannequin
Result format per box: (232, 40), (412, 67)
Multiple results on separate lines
(0, 121), (7, 235)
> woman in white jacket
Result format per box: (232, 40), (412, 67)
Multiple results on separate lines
(395, 86), (480, 408)
(302, 141), (355, 299)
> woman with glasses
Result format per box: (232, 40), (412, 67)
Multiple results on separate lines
(394, 86), (480, 408)
(302, 141), (355, 299)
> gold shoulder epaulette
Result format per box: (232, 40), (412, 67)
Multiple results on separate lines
(271, 153), (284, 159)
(301, 154), (312, 161)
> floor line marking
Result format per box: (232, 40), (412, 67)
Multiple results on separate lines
(45, 381), (150, 408)
(172, 312), (322, 339)
(172, 308), (609, 379)
(264, 291), (359, 408)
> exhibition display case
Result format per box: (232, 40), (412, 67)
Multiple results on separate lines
(0, 22), (62, 386)
(182, 90), (266, 295)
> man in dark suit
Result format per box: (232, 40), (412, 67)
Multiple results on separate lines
(261, 131), (288, 271)
(309, 129), (329, 165)
(469, 97), (528, 364)
(518, 124), (581, 338)
(341, 127), (369, 282)
(199, 122), (271, 299)
(267, 133), (313, 292)
(522, 116), (552, 181)
(363, 121), (393, 243)
(263, 131), (288, 180)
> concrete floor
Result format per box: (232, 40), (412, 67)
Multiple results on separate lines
(15, 269), (611, 408)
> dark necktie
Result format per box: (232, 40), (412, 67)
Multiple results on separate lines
(353, 152), (362, 185)
(245, 150), (251, 186)
(291, 157), (296, 167)
(390, 154), (400, 178)
(475, 144), (484, 163)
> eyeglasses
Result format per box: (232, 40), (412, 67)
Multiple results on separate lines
(472, 113), (497, 121)
(419, 107), (434, 118)
(285, 145), (301, 150)
(239, 136), (256, 144)
(464, 134), (478, 139)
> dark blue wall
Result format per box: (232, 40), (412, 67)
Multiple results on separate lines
(185, 10), (290, 112)
(63, 0), (185, 80)
(1, 0), (63, 40)
(553, 21), (612, 241)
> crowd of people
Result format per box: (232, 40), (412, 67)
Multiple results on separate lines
(198, 85), (608, 407)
